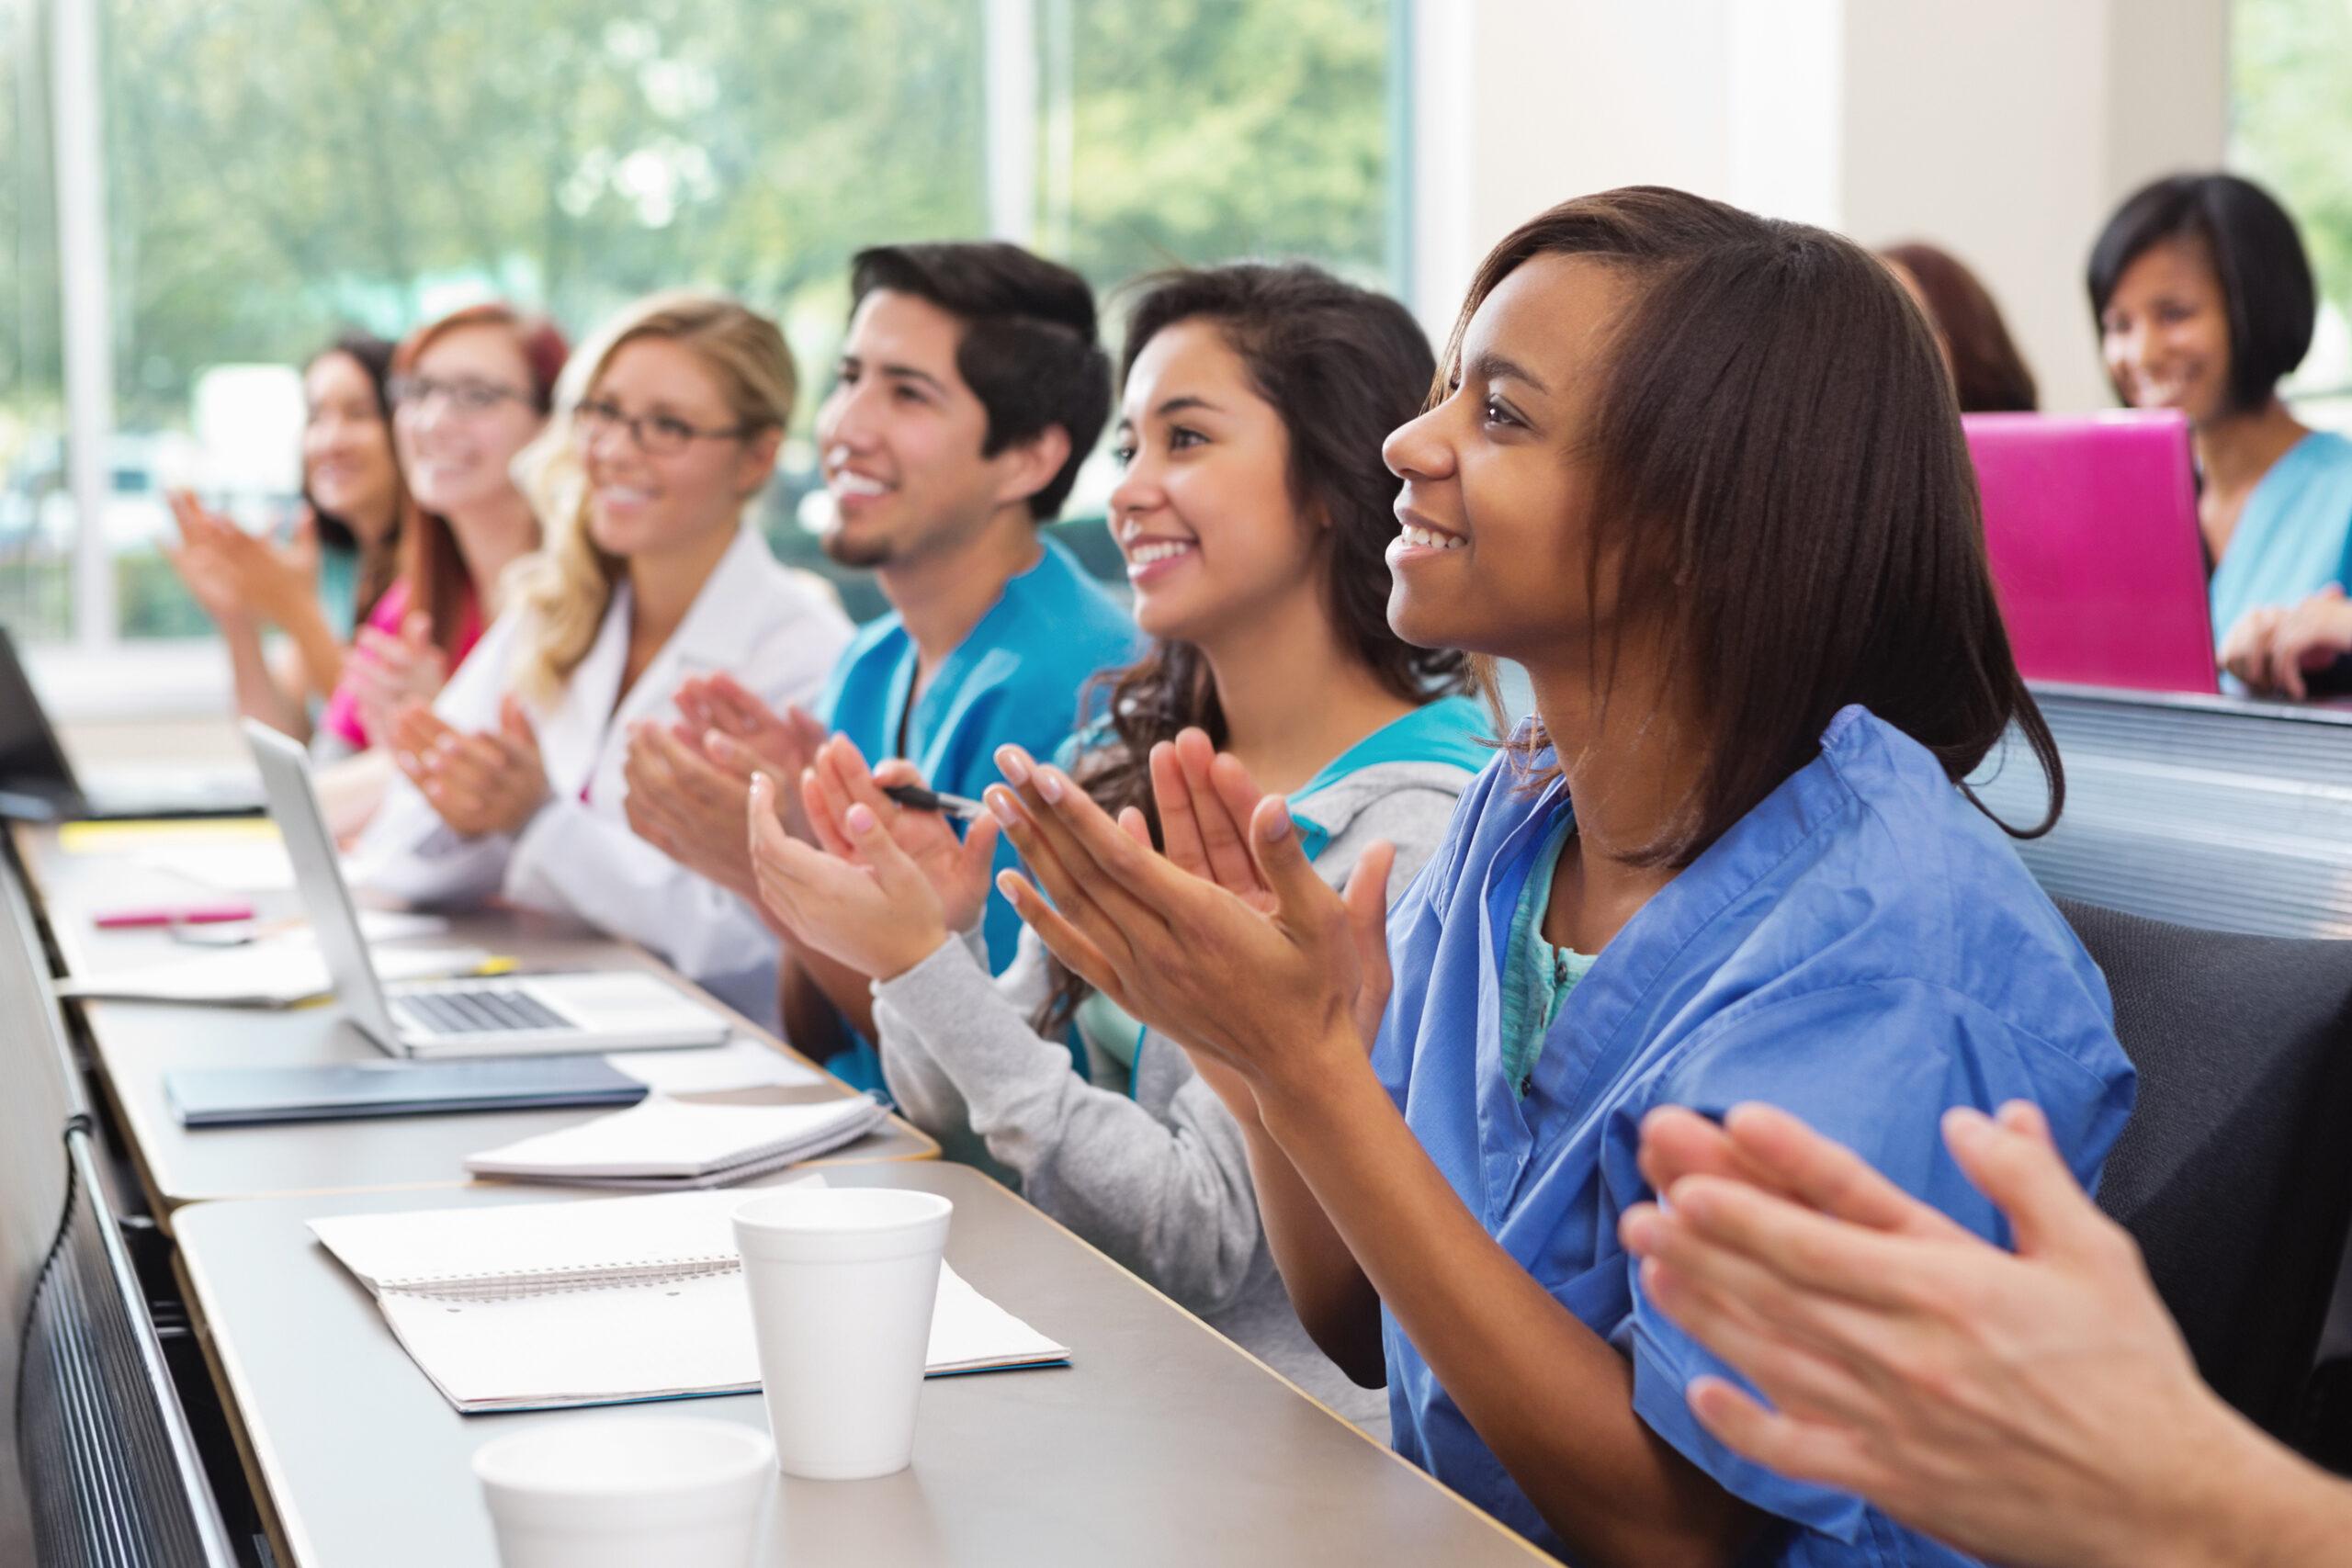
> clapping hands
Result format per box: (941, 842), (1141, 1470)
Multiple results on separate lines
(743, 736), (1001, 980)
(389, 695), (550, 838)
(981, 728), (1397, 1116)
(622, 673), (829, 902)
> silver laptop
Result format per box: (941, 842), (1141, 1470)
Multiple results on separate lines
(244, 719), (731, 1058)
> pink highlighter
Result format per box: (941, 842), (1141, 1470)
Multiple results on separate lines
(94, 901), (255, 930)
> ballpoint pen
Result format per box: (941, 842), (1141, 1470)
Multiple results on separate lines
(878, 782), (985, 820)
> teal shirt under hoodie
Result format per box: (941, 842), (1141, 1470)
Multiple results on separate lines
(870, 696), (1489, 1434)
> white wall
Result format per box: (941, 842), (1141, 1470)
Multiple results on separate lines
(1408, 0), (2229, 412)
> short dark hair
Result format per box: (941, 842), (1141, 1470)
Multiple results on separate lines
(1879, 243), (2039, 413)
(1459, 186), (2060, 865)
(849, 243), (1110, 520)
(2086, 174), (2315, 415)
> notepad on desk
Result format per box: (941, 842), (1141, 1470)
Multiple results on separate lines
(464, 1094), (889, 1190)
(58, 942), (492, 1007)
(310, 1185), (1070, 1414)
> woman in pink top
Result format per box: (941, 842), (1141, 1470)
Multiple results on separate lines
(312, 302), (567, 834)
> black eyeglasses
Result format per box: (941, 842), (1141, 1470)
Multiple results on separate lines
(573, 398), (756, 457)
(388, 376), (530, 416)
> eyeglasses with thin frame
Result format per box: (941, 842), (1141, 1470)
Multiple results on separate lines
(388, 375), (530, 418)
(573, 397), (756, 458)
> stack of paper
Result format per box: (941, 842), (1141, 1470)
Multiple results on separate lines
(463, 1093), (888, 1189)
(603, 1038), (824, 1093)
(310, 1185), (1070, 1413)
(57, 942), (491, 1007)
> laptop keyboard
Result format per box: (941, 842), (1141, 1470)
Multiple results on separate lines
(394, 986), (573, 1036)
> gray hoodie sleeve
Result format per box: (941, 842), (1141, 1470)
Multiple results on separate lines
(874, 929), (1265, 1314)
(871, 759), (1473, 1318)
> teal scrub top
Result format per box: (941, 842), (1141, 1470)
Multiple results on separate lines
(316, 543), (360, 640)
(2208, 429), (2352, 650)
(818, 537), (1142, 1089)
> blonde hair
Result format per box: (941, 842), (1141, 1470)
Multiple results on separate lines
(505, 290), (797, 705)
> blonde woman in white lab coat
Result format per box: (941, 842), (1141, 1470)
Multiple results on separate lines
(351, 292), (852, 1022)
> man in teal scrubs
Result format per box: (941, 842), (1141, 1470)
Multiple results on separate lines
(622, 243), (1138, 1085)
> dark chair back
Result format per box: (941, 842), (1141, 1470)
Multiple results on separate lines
(2061, 897), (2352, 1439)
(2, 848), (235, 1565)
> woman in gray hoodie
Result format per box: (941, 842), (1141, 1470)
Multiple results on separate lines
(745, 265), (1487, 1432)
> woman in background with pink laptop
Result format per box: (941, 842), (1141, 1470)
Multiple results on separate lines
(2088, 173), (2352, 699)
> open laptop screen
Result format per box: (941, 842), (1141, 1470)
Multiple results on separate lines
(1963, 410), (2218, 696)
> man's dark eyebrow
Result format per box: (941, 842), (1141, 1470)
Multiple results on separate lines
(876, 361), (950, 395)
(1468, 351), (1548, 393)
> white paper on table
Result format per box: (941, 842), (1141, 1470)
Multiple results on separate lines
(311, 1182), (1068, 1413)
(604, 1039), (823, 1094)
(56, 942), (491, 1007)
(131, 840), (297, 893)
(371, 1262), (1061, 1413)
(462, 1095), (887, 1184)
(279, 910), (451, 944)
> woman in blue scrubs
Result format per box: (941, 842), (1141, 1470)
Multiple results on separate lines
(979, 187), (2138, 1568)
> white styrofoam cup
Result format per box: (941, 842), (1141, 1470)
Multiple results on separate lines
(472, 1416), (772, 1568)
(731, 1186), (953, 1480)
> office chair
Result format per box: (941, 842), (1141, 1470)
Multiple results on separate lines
(2061, 897), (2352, 1444)
(0, 847), (237, 1566)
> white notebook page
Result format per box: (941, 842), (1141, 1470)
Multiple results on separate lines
(311, 1187), (1069, 1413)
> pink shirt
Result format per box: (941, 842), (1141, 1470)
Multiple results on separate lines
(318, 579), (483, 749)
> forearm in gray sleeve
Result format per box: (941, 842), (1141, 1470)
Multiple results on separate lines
(871, 938), (1266, 1314)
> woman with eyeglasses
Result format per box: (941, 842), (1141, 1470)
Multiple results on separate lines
(303, 302), (571, 836)
(348, 291), (853, 1023)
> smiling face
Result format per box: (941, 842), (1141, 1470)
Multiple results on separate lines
(1108, 320), (1318, 647)
(393, 323), (548, 520)
(812, 289), (1033, 570)
(301, 350), (399, 540)
(577, 336), (776, 562)
(2100, 234), (2233, 425)
(1382, 253), (1634, 668)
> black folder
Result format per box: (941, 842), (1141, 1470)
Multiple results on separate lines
(165, 1056), (650, 1127)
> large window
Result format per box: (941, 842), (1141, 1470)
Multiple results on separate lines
(2232, 0), (2352, 431)
(1, 0), (1397, 647)
(2, 1), (68, 640)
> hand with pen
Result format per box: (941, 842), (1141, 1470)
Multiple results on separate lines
(743, 734), (1000, 982)
(388, 696), (550, 838)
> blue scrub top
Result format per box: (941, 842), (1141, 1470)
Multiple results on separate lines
(2209, 429), (2352, 651)
(1372, 705), (2137, 1565)
(818, 536), (1141, 1086)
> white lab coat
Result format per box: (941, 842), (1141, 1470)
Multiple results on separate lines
(349, 525), (852, 1024)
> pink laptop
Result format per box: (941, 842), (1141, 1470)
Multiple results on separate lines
(1962, 411), (2216, 695)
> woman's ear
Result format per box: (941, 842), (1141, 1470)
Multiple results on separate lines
(735, 425), (785, 500)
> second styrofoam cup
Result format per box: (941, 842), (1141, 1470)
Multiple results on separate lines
(731, 1186), (953, 1479)
(473, 1416), (772, 1568)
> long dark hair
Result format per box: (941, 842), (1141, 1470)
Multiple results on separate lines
(1037, 264), (1474, 1036)
(1467, 188), (2060, 864)
(1878, 243), (2038, 413)
(304, 331), (403, 622)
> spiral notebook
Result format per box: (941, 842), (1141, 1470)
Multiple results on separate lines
(310, 1184), (1069, 1414)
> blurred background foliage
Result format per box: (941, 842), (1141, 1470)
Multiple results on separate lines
(2231, 0), (2352, 392)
